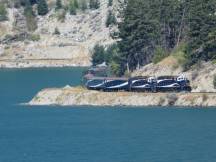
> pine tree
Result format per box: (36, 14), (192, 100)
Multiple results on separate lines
(69, 0), (76, 15)
(89, 0), (100, 9)
(37, 0), (48, 15)
(0, 2), (7, 21)
(80, 0), (87, 11)
(106, 10), (117, 27)
(24, 0), (37, 31)
(55, 0), (62, 10)
(74, 0), (79, 9)
(108, 0), (113, 7)
(184, 0), (216, 68)
(92, 44), (106, 65)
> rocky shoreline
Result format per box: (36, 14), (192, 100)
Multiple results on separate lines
(28, 86), (216, 107)
(0, 59), (91, 68)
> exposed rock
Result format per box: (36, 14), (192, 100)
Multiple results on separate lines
(0, 0), (120, 68)
(29, 87), (216, 107)
(13, 9), (27, 33)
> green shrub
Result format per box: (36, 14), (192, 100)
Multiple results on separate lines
(110, 61), (121, 76)
(55, 0), (62, 10)
(37, 0), (48, 16)
(53, 27), (60, 35)
(108, 0), (113, 7)
(92, 44), (106, 65)
(80, 0), (87, 11)
(89, 0), (100, 9)
(30, 34), (40, 41)
(153, 47), (168, 64)
(69, 0), (77, 15)
(0, 3), (8, 21)
(106, 10), (117, 27)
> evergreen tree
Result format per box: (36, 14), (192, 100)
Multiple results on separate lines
(0, 2), (7, 21)
(80, 0), (87, 11)
(106, 10), (117, 27)
(69, 0), (77, 15)
(55, 0), (62, 10)
(24, 0), (37, 31)
(89, 0), (100, 9)
(108, 0), (113, 7)
(74, 0), (79, 9)
(92, 44), (106, 65)
(184, 0), (216, 69)
(37, 0), (48, 15)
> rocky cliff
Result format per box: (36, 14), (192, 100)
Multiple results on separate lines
(0, 0), (121, 68)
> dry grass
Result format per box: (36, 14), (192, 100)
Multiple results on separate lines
(0, 24), (7, 37)
(158, 56), (178, 67)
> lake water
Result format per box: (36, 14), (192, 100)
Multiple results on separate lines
(0, 68), (216, 162)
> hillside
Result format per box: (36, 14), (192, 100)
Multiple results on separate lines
(0, 0), (121, 68)
(132, 56), (216, 93)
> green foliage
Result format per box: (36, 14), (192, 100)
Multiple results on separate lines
(24, 0), (37, 31)
(53, 27), (60, 35)
(80, 0), (87, 11)
(0, 3), (7, 21)
(37, 0), (48, 16)
(110, 61), (121, 76)
(214, 75), (216, 89)
(89, 0), (100, 9)
(106, 10), (117, 27)
(55, 0), (62, 10)
(184, 0), (216, 69)
(92, 44), (106, 66)
(152, 47), (168, 64)
(30, 34), (40, 41)
(74, 0), (79, 8)
(108, 0), (113, 7)
(69, 0), (77, 15)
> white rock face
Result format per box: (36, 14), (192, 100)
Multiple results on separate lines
(0, 0), (121, 68)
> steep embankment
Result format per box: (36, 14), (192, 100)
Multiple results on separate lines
(133, 56), (216, 93)
(28, 57), (216, 107)
(29, 86), (216, 107)
(0, 0), (120, 68)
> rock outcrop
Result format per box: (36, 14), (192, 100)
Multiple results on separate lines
(0, 0), (121, 68)
(29, 86), (216, 107)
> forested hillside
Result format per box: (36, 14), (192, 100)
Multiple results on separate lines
(92, 0), (216, 75)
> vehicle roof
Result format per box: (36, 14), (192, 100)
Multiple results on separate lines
(85, 76), (128, 80)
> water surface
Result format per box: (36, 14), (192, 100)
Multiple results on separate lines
(0, 68), (216, 162)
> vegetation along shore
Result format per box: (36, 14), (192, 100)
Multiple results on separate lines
(1, 0), (215, 106)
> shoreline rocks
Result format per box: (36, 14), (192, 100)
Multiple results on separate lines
(28, 87), (216, 107)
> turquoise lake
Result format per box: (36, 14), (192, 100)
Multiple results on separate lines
(0, 68), (216, 162)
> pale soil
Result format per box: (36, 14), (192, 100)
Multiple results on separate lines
(29, 86), (216, 107)
(0, 0), (121, 68)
